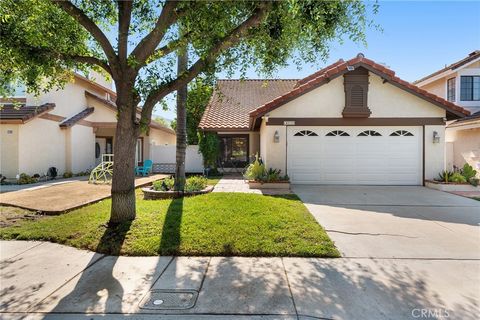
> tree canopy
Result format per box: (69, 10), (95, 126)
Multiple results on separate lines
(1, 0), (377, 122)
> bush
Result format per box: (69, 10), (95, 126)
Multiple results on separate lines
(244, 154), (266, 181)
(469, 178), (479, 187)
(18, 173), (36, 185)
(450, 172), (467, 183)
(461, 163), (477, 181)
(153, 178), (175, 191)
(152, 176), (207, 192)
(198, 132), (220, 168)
(63, 171), (73, 178)
(185, 176), (208, 192)
(437, 170), (453, 183)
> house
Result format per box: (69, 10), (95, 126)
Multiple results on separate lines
(199, 54), (470, 185)
(0, 73), (176, 179)
(414, 50), (480, 173)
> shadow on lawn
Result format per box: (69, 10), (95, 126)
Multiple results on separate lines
(158, 196), (184, 255)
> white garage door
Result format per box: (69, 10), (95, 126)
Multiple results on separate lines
(287, 126), (422, 185)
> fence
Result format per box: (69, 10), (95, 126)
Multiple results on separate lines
(150, 145), (204, 173)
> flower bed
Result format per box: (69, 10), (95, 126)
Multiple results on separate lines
(247, 180), (290, 190)
(142, 185), (214, 200)
(425, 180), (479, 192)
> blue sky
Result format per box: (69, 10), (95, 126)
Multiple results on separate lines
(158, 1), (480, 121)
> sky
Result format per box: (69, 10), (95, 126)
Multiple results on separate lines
(157, 0), (480, 121)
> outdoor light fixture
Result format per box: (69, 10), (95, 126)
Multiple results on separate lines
(273, 130), (280, 143)
(433, 131), (440, 143)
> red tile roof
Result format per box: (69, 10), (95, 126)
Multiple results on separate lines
(199, 54), (470, 131)
(0, 103), (55, 123)
(199, 79), (298, 130)
(414, 50), (480, 84)
(59, 107), (94, 128)
(249, 54), (470, 126)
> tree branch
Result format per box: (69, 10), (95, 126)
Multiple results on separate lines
(129, 0), (179, 70)
(51, 0), (118, 74)
(67, 55), (113, 76)
(146, 31), (192, 64)
(140, 3), (271, 125)
(117, 0), (133, 64)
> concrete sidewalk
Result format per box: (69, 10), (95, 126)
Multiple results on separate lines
(0, 174), (167, 213)
(1, 241), (478, 320)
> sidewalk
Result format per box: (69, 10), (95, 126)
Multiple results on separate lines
(1, 241), (478, 319)
(0, 174), (167, 214)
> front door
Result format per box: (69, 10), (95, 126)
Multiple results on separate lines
(95, 137), (113, 165)
(135, 138), (144, 165)
(219, 135), (249, 168)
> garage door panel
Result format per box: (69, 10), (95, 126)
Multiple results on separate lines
(287, 126), (422, 185)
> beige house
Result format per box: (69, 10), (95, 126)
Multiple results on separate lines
(415, 50), (480, 174)
(0, 73), (175, 179)
(200, 54), (469, 185)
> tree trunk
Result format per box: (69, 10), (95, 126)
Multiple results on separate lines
(174, 47), (188, 191)
(110, 93), (138, 224)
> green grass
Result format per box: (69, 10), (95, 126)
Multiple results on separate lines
(0, 192), (339, 257)
(206, 175), (223, 186)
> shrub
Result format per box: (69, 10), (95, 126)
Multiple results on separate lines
(63, 171), (73, 178)
(437, 170), (453, 183)
(153, 178), (174, 191)
(469, 178), (479, 187)
(18, 173), (36, 185)
(198, 132), (220, 168)
(152, 176), (207, 192)
(185, 176), (208, 192)
(461, 163), (477, 181)
(450, 172), (467, 183)
(244, 154), (266, 181)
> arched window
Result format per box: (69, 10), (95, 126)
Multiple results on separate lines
(358, 130), (382, 137)
(294, 130), (318, 137)
(390, 130), (414, 136)
(326, 130), (350, 137)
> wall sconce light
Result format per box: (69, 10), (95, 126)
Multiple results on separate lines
(273, 130), (280, 143)
(433, 131), (440, 143)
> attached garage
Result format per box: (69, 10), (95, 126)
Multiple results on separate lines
(287, 126), (422, 185)
(199, 54), (470, 185)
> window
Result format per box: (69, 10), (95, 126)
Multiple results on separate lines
(460, 76), (480, 101)
(294, 130), (318, 137)
(326, 130), (350, 136)
(219, 135), (249, 167)
(358, 130), (382, 137)
(390, 130), (414, 137)
(447, 78), (455, 102)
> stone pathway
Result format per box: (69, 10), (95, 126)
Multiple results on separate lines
(213, 174), (291, 195)
(0, 174), (168, 213)
(1, 240), (478, 319)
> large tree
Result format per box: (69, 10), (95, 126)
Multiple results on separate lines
(0, 0), (376, 224)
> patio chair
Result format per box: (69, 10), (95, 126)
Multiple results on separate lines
(135, 159), (153, 176)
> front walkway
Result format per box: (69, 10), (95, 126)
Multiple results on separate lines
(213, 174), (292, 195)
(0, 174), (167, 214)
(1, 240), (478, 319)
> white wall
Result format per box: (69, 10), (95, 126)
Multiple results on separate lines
(0, 124), (19, 178)
(70, 125), (96, 173)
(424, 125), (446, 180)
(150, 145), (203, 173)
(18, 118), (66, 175)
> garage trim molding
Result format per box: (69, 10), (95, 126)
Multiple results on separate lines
(266, 117), (445, 126)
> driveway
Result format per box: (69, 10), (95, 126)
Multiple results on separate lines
(293, 185), (480, 259)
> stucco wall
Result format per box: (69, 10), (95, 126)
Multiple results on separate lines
(0, 124), (19, 178)
(70, 125), (96, 173)
(18, 118), (66, 175)
(261, 71), (448, 183)
(249, 131), (260, 157)
(270, 73), (446, 118)
(424, 125), (446, 180)
(420, 78), (446, 99)
(445, 127), (480, 175)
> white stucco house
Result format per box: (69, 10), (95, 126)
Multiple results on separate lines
(414, 50), (480, 174)
(199, 54), (470, 185)
(0, 73), (176, 179)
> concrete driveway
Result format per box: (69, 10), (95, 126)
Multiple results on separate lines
(293, 185), (480, 259)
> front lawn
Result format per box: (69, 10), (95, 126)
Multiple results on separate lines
(0, 192), (339, 257)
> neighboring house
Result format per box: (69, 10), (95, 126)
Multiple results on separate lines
(0, 73), (176, 179)
(415, 50), (480, 173)
(199, 54), (469, 185)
